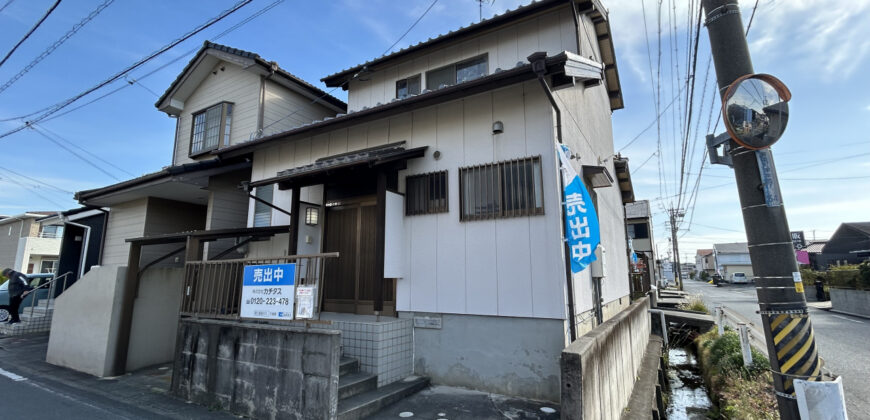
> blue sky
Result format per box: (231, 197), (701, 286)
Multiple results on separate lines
(0, 0), (868, 258)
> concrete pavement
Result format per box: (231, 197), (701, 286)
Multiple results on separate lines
(684, 279), (870, 418)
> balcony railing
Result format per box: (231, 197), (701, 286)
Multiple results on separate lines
(180, 252), (338, 320)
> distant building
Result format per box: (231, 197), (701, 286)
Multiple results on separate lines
(695, 248), (715, 277)
(0, 212), (63, 273)
(625, 200), (656, 295)
(713, 242), (753, 281)
(817, 222), (870, 268)
(803, 240), (828, 270)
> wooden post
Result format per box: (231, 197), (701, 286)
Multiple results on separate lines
(111, 242), (141, 376)
(288, 186), (301, 256)
(373, 171), (387, 313)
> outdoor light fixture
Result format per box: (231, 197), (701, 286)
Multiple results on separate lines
(305, 207), (319, 226)
(492, 121), (504, 134)
(721, 73), (791, 150)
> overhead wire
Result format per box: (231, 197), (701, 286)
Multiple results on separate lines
(258, 0), (439, 136)
(28, 124), (121, 180)
(0, 166), (73, 194)
(0, 0), (62, 69)
(0, 0), (15, 13)
(0, 0), (253, 140)
(0, 0), (114, 95)
(35, 123), (136, 177)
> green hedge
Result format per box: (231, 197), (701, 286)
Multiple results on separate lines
(801, 261), (870, 291)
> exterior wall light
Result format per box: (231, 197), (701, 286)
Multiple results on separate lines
(492, 121), (504, 134)
(305, 207), (319, 226)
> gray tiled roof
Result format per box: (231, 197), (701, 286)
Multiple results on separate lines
(713, 242), (749, 254)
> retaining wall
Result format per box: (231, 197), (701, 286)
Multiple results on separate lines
(561, 297), (651, 420)
(830, 288), (870, 318)
(171, 318), (341, 420)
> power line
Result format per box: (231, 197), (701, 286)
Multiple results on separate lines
(0, 173), (68, 208)
(29, 124), (121, 180)
(0, 0), (253, 140)
(0, 0), (15, 13)
(0, 0), (114, 95)
(35, 123), (136, 177)
(35, 0), (285, 125)
(0, 0), (62, 69)
(259, 0), (439, 136)
(0, 166), (73, 194)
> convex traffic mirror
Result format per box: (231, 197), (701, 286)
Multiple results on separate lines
(722, 74), (791, 150)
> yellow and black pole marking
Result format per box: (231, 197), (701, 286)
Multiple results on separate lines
(767, 311), (822, 393)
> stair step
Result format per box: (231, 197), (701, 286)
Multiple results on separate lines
(340, 357), (360, 376)
(337, 376), (429, 420)
(338, 372), (377, 400)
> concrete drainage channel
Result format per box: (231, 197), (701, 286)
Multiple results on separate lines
(665, 347), (713, 419)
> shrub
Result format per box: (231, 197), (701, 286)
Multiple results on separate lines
(700, 271), (710, 281)
(677, 295), (709, 314)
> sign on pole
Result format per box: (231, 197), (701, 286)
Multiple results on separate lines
(240, 263), (296, 320)
(556, 144), (600, 274)
(790, 231), (806, 250)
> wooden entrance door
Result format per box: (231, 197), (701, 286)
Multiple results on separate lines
(322, 200), (395, 314)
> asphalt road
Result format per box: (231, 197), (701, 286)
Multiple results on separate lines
(684, 280), (870, 418)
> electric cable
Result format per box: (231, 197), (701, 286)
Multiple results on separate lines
(0, 0), (62, 69)
(28, 124), (121, 180)
(0, 0), (114, 95)
(35, 123), (136, 177)
(0, 0), (253, 140)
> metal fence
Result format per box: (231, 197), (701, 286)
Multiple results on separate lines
(180, 253), (338, 320)
(1, 271), (74, 336)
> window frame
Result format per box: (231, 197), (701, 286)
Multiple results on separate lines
(396, 74), (422, 99)
(405, 170), (449, 216)
(459, 155), (544, 222)
(189, 101), (234, 157)
(425, 54), (488, 91)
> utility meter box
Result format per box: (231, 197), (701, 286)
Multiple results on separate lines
(591, 246), (606, 278)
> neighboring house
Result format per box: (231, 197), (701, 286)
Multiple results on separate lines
(695, 248), (715, 277)
(36, 208), (108, 290)
(713, 242), (753, 281)
(625, 200), (656, 295)
(818, 222), (870, 268)
(803, 240), (828, 270)
(60, 0), (629, 404)
(0, 212), (62, 273)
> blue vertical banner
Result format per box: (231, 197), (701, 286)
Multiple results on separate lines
(557, 144), (601, 273)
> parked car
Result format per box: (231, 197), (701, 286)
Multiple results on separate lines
(0, 273), (53, 322)
(731, 272), (749, 284)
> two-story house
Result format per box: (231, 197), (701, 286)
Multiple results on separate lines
(60, 0), (630, 408)
(625, 200), (656, 296)
(0, 212), (63, 274)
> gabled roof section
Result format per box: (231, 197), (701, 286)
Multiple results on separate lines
(321, 0), (623, 110)
(696, 249), (713, 257)
(822, 222), (870, 254)
(156, 41), (346, 116)
(714, 242), (749, 254)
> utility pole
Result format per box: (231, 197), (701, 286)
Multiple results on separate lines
(702, 1), (822, 418)
(668, 208), (685, 291)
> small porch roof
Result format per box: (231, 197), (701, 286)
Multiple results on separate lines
(75, 159), (251, 207)
(245, 142), (428, 191)
(125, 225), (291, 246)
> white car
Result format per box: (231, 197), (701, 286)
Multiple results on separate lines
(731, 272), (749, 284)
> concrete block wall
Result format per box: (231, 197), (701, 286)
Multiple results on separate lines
(561, 297), (652, 420)
(172, 319), (341, 420)
(830, 288), (870, 318)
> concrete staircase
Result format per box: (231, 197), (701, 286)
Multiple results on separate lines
(337, 356), (429, 420)
(0, 299), (54, 335)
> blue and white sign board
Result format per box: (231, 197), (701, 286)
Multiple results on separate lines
(557, 144), (601, 274)
(240, 263), (296, 320)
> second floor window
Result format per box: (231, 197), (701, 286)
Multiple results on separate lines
(426, 55), (488, 90)
(191, 102), (233, 155)
(628, 223), (649, 239)
(396, 75), (421, 99)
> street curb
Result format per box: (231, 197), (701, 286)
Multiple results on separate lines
(829, 309), (870, 320)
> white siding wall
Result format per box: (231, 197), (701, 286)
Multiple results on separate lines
(173, 61), (261, 166)
(346, 7), (578, 111)
(261, 80), (337, 137)
(553, 13), (632, 317)
(101, 199), (149, 266)
(247, 83), (568, 320)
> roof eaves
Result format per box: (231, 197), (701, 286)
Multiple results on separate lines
(216, 52), (570, 159)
